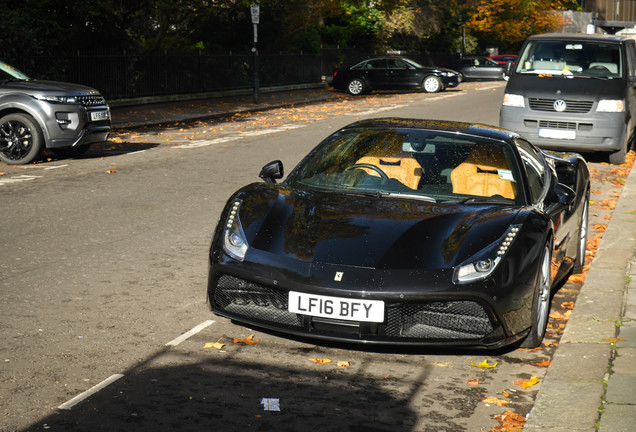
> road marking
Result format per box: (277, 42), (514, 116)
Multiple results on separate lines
(57, 374), (124, 410)
(239, 124), (305, 136)
(0, 174), (43, 187)
(173, 124), (306, 149)
(348, 104), (409, 116)
(165, 320), (215, 346)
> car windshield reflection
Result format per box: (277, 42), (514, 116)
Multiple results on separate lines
(287, 128), (522, 204)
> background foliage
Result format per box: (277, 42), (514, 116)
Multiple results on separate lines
(1, 0), (580, 60)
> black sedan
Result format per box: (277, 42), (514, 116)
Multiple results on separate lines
(207, 119), (590, 349)
(452, 56), (509, 81)
(330, 57), (460, 95)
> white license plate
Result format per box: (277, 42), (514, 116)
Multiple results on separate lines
(539, 128), (576, 140)
(90, 110), (110, 121)
(288, 291), (384, 323)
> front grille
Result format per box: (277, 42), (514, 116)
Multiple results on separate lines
(539, 120), (577, 130)
(77, 95), (106, 106)
(214, 275), (302, 327)
(529, 98), (593, 113)
(214, 274), (495, 341)
(385, 301), (493, 339)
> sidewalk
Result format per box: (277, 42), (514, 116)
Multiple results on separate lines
(109, 89), (636, 430)
(525, 162), (636, 431)
(109, 86), (338, 130)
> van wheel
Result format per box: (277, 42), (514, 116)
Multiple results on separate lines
(0, 113), (44, 165)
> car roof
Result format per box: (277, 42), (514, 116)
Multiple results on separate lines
(340, 118), (518, 142)
(527, 33), (633, 44)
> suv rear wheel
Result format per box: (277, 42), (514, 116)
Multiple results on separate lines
(0, 113), (43, 165)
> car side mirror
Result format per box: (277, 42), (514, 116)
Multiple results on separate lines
(259, 160), (284, 184)
(548, 182), (576, 209)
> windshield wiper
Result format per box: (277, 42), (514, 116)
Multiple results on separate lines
(379, 192), (436, 203)
(448, 197), (513, 205)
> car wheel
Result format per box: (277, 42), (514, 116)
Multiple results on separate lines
(51, 145), (91, 159)
(347, 78), (366, 95)
(572, 189), (589, 274)
(458, 72), (465, 82)
(0, 113), (44, 165)
(501, 71), (510, 81)
(521, 241), (552, 348)
(423, 76), (442, 93)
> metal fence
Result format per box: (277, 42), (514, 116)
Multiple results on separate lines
(10, 50), (454, 101)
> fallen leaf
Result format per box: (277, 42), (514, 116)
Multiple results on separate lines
(466, 379), (480, 385)
(549, 310), (571, 321)
(604, 338), (626, 343)
(337, 361), (351, 368)
(481, 396), (510, 407)
(501, 389), (509, 398)
(232, 334), (260, 345)
(472, 359), (497, 368)
(493, 410), (526, 431)
(561, 301), (575, 310)
(309, 358), (333, 364)
(106, 170), (117, 173)
(203, 341), (225, 350)
(533, 359), (551, 367)
(514, 376), (539, 389)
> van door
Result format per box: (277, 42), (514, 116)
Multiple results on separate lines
(625, 42), (636, 144)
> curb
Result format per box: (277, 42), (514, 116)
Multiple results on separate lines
(524, 164), (636, 431)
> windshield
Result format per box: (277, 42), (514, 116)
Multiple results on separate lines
(286, 128), (523, 204)
(0, 61), (30, 80)
(515, 40), (622, 78)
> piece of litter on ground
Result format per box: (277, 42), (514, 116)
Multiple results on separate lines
(260, 398), (280, 411)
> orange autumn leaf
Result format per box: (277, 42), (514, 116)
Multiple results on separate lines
(337, 361), (351, 368)
(482, 396), (510, 407)
(604, 338), (626, 343)
(514, 376), (539, 389)
(232, 334), (260, 345)
(561, 301), (575, 310)
(309, 358), (333, 364)
(501, 389), (509, 398)
(466, 379), (480, 385)
(517, 346), (543, 352)
(533, 359), (551, 367)
(593, 224), (607, 233)
(493, 410), (526, 431)
(549, 310), (571, 321)
(568, 273), (585, 284)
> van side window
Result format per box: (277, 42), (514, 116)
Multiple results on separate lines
(515, 139), (545, 203)
(627, 43), (636, 77)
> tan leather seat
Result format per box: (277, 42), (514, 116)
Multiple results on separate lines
(450, 145), (516, 199)
(356, 153), (422, 189)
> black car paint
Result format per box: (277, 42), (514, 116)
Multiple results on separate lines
(208, 119), (589, 348)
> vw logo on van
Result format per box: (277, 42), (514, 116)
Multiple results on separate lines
(553, 99), (567, 112)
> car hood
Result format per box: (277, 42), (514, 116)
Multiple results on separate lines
(234, 184), (519, 270)
(505, 73), (626, 100)
(0, 79), (100, 94)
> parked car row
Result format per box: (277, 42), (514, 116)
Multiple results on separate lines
(329, 55), (509, 96)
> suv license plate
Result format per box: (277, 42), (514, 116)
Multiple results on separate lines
(539, 128), (575, 140)
(90, 111), (110, 121)
(288, 291), (384, 322)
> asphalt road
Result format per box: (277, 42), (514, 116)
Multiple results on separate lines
(0, 82), (624, 431)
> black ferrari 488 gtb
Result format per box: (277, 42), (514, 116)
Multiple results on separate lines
(207, 118), (590, 349)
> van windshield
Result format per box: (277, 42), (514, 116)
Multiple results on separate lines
(515, 41), (622, 79)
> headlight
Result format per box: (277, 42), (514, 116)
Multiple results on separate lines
(596, 99), (624, 112)
(442, 72), (456, 77)
(502, 93), (525, 108)
(453, 225), (521, 283)
(222, 199), (248, 261)
(34, 95), (78, 104)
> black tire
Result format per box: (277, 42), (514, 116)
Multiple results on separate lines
(458, 72), (465, 82)
(423, 75), (443, 93)
(51, 145), (91, 159)
(572, 189), (589, 274)
(521, 241), (552, 348)
(347, 78), (367, 95)
(0, 113), (44, 165)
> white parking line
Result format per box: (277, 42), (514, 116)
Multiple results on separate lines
(57, 374), (124, 410)
(348, 104), (409, 116)
(166, 320), (215, 346)
(0, 174), (43, 187)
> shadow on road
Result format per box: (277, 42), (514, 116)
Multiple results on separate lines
(25, 347), (429, 432)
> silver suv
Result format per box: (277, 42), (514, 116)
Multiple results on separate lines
(0, 61), (110, 165)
